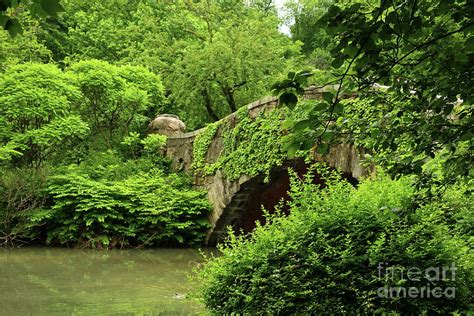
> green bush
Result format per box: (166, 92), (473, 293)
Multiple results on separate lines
(32, 154), (211, 248)
(415, 183), (473, 245)
(197, 167), (473, 314)
(0, 167), (49, 246)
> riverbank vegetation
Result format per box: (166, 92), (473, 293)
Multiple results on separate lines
(197, 168), (473, 313)
(0, 61), (211, 248)
(1, 0), (472, 313)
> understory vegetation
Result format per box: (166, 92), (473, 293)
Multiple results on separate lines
(35, 154), (210, 248)
(1, 0), (472, 313)
(0, 61), (211, 248)
(197, 168), (473, 313)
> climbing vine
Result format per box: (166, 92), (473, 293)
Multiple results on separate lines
(194, 106), (290, 182)
(192, 121), (223, 171)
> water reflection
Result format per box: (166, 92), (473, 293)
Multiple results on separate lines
(0, 247), (212, 315)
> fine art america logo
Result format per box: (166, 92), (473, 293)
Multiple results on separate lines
(377, 262), (457, 299)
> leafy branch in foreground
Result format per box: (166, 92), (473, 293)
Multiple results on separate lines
(1, 0), (64, 36)
(276, 0), (473, 184)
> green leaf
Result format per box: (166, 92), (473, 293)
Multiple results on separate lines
(29, 2), (48, 18)
(293, 119), (311, 131)
(287, 142), (301, 157)
(316, 143), (329, 155)
(314, 102), (328, 112)
(279, 92), (298, 109)
(270, 82), (284, 93)
(379, 24), (393, 40)
(443, 104), (454, 115)
(321, 131), (334, 142)
(327, 5), (341, 16)
(348, 3), (362, 12)
(386, 11), (397, 26)
(331, 58), (344, 69)
(334, 103), (344, 113)
(296, 70), (313, 77)
(0, 14), (8, 28)
(281, 118), (295, 129)
(300, 138), (314, 150)
(39, 0), (64, 18)
(295, 70), (313, 84)
(6, 18), (22, 37)
(344, 45), (358, 58)
(322, 92), (334, 103)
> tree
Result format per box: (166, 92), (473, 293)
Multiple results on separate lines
(41, 0), (138, 63)
(67, 60), (165, 149)
(284, 0), (334, 55)
(0, 63), (88, 167)
(28, 0), (302, 128)
(0, 8), (52, 71)
(168, 1), (301, 127)
(282, 0), (336, 70)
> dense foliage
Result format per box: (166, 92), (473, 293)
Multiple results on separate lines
(193, 107), (290, 182)
(0, 167), (48, 246)
(0, 63), (86, 166)
(284, 0), (333, 66)
(16, 0), (300, 128)
(197, 168), (473, 313)
(1, 0), (64, 36)
(1, 0), (472, 313)
(36, 154), (210, 248)
(69, 59), (165, 148)
(0, 60), (209, 248)
(277, 0), (473, 187)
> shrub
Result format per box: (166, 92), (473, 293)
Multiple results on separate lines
(33, 154), (211, 248)
(415, 183), (473, 245)
(120, 132), (168, 164)
(0, 167), (48, 246)
(197, 167), (473, 314)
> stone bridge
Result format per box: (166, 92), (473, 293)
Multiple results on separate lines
(153, 87), (370, 245)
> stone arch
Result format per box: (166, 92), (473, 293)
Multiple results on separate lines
(206, 158), (359, 245)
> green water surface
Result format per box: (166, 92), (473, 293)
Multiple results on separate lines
(0, 247), (210, 315)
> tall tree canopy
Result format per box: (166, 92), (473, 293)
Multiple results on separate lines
(0, 63), (87, 167)
(31, 0), (301, 128)
(0, 7), (51, 71)
(284, 0), (333, 55)
(168, 1), (301, 126)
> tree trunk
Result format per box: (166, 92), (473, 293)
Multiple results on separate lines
(201, 89), (220, 121)
(221, 85), (237, 113)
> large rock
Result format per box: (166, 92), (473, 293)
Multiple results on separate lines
(148, 114), (186, 136)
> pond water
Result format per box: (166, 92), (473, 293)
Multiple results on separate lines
(0, 247), (213, 315)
